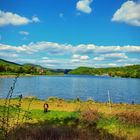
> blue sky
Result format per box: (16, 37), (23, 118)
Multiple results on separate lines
(0, 0), (140, 68)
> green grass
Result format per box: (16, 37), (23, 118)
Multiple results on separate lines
(97, 117), (124, 133)
(97, 116), (140, 139)
(0, 98), (140, 140)
(30, 110), (79, 126)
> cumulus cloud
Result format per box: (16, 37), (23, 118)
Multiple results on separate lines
(0, 10), (40, 26)
(72, 54), (81, 59)
(19, 31), (29, 35)
(103, 53), (128, 59)
(0, 42), (140, 56)
(94, 53), (128, 61)
(117, 58), (140, 63)
(0, 41), (140, 68)
(76, 0), (93, 14)
(80, 55), (89, 60)
(112, 1), (140, 26)
(94, 57), (104, 61)
(0, 42), (140, 55)
(72, 54), (89, 63)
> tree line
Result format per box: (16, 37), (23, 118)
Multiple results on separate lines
(68, 65), (140, 78)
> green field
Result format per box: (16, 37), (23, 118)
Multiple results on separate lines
(0, 97), (140, 140)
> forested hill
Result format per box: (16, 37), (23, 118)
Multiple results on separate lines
(68, 65), (140, 78)
(0, 59), (56, 75)
(0, 59), (21, 66)
(1, 58), (140, 78)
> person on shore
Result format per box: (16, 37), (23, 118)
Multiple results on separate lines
(19, 94), (23, 99)
(76, 96), (80, 102)
(44, 102), (49, 112)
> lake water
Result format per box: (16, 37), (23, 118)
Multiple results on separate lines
(0, 75), (140, 104)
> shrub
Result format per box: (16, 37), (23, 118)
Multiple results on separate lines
(87, 97), (94, 102)
(47, 97), (64, 102)
(80, 109), (101, 127)
(23, 96), (39, 100)
(116, 111), (140, 126)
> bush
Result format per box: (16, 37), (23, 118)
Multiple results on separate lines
(87, 97), (94, 102)
(80, 109), (101, 127)
(47, 97), (64, 102)
(23, 96), (39, 100)
(116, 111), (140, 126)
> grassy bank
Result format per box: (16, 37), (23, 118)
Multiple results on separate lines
(0, 97), (140, 140)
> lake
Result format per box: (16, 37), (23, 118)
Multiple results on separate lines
(0, 75), (140, 104)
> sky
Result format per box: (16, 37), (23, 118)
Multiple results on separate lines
(0, 0), (140, 69)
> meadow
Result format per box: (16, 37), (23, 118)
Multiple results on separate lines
(0, 97), (140, 140)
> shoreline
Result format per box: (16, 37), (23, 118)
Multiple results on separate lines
(0, 73), (64, 78)
(0, 73), (139, 79)
(0, 96), (139, 105)
(0, 96), (140, 139)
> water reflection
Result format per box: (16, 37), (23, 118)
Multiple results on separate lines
(0, 75), (140, 104)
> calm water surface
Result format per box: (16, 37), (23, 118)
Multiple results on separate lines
(0, 75), (140, 103)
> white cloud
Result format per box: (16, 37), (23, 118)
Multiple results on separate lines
(121, 46), (140, 53)
(112, 1), (140, 26)
(71, 59), (81, 63)
(117, 58), (140, 63)
(0, 42), (140, 55)
(72, 54), (89, 63)
(19, 31), (29, 35)
(94, 53), (128, 61)
(0, 41), (140, 68)
(32, 16), (40, 23)
(72, 54), (80, 59)
(76, 0), (93, 14)
(74, 44), (95, 54)
(102, 53), (128, 59)
(0, 10), (40, 26)
(0, 42), (140, 57)
(94, 57), (104, 61)
(80, 55), (89, 60)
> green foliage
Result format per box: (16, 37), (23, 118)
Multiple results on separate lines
(69, 65), (140, 78)
(0, 59), (56, 75)
(30, 110), (79, 126)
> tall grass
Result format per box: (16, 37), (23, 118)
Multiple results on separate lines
(0, 75), (34, 140)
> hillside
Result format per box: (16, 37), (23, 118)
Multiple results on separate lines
(0, 59), (21, 66)
(68, 65), (140, 78)
(0, 59), (56, 75)
(1, 58), (140, 78)
(0, 59), (21, 74)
